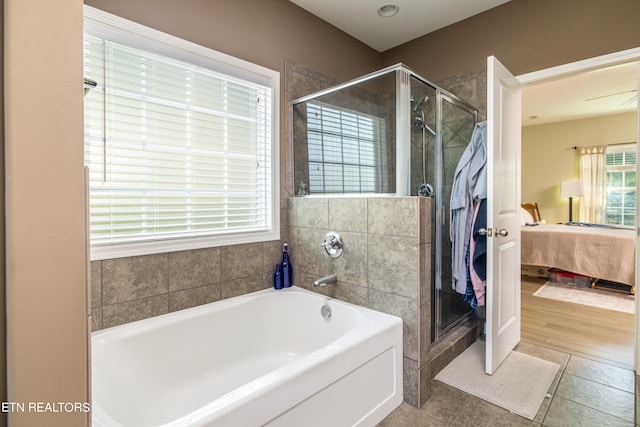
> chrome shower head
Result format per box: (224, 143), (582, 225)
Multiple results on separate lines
(411, 95), (429, 130)
(411, 95), (429, 112)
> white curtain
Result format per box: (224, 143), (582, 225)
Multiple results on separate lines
(579, 145), (607, 223)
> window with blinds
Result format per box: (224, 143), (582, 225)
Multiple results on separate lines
(84, 7), (279, 259)
(306, 102), (383, 194)
(605, 147), (636, 226)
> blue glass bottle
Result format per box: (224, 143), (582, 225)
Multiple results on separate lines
(281, 243), (292, 287)
(273, 263), (283, 290)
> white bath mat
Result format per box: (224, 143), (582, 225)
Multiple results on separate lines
(435, 340), (559, 420)
(534, 282), (634, 313)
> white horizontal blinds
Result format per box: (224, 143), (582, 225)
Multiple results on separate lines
(306, 102), (380, 194)
(84, 34), (271, 246)
(605, 148), (636, 225)
(606, 151), (636, 167)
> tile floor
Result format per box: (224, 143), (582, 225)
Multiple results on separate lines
(378, 341), (636, 426)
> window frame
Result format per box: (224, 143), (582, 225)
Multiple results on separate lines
(605, 143), (636, 226)
(84, 6), (280, 260)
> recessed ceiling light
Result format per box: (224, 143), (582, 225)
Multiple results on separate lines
(377, 4), (399, 17)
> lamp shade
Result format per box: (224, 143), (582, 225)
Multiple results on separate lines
(561, 180), (583, 198)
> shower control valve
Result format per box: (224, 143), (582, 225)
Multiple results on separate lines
(321, 231), (343, 258)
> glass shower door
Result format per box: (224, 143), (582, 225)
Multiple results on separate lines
(432, 94), (478, 341)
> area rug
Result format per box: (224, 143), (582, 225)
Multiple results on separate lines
(533, 282), (634, 313)
(434, 340), (560, 420)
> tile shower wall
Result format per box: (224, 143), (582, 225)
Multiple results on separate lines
(437, 68), (487, 122)
(287, 195), (432, 407)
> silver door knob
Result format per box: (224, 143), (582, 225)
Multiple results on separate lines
(477, 228), (492, 237)
(496, 228), (509, 237)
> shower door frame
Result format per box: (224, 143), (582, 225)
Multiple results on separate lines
(431, 91), (479, 342)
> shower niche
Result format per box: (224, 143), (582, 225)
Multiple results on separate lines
(291, 64), (478, 343)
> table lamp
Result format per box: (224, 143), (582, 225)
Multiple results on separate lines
(561, 180), (583, 222)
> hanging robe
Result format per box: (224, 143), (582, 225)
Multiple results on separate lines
(450, 121), (487, 294)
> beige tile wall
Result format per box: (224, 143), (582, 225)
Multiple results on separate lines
(287, 196), (432, 407)
(91, 241), (282, 330)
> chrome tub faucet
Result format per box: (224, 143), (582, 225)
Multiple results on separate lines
(313, 274), (337, 288)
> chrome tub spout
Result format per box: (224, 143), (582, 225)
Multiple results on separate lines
(313, 274), (337, 288)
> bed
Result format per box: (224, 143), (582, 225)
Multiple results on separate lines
(521, 223), (636, 292)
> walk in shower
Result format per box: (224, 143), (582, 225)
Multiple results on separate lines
(291, 64), (478, 343)
(407, 76), (479, 341)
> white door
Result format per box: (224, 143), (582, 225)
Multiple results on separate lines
(485, 56), (522, 375)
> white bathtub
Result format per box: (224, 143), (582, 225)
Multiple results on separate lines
(92, 286), (403, 427)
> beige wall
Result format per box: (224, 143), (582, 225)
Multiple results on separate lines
(522, 112), (637, 224)
(0, 1), (5, 426)
(5, 0), (88, 426)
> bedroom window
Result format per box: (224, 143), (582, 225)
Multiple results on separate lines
(83, 6), (279, 260)
(605, 146), (636, 226)
(306, 102), (384, 194)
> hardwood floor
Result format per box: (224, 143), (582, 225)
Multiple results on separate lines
(521, 276), (635, 369)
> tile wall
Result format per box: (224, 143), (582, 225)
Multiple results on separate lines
(286, 196), (432, 406)
(90, 242), (283, 330)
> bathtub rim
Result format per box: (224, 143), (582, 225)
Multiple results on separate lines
(91, 285), (392, 342)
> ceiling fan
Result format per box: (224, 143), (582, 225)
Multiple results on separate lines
(620, 90), (638, 106)
(585, 89), (637, 107)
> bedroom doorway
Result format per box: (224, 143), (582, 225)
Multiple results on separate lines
(516, 48), (640, 371)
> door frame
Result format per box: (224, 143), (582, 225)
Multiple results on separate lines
(515, 46), (640, 371)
